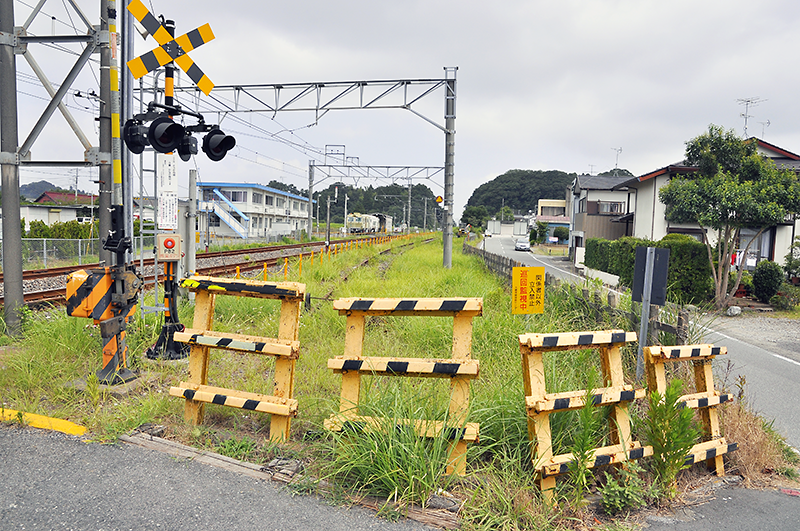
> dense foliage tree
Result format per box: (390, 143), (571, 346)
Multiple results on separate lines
(553, 226), (569, 242)
(495, 206), (514, 222)
(466, 169), (575, 215)
(460, 205), (489, 228)
(659, 125), (800, 309)
(313, 183), (443, 229)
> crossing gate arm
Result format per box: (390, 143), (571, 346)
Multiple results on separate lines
(175, 328), (299, 358)
(645, 344), (726, 361)
(684, 438), (738, 467)
(181, 276), (306, 300)
(170, 382), (299, 417)
(538, 442), (654, 478)
(678, 391), (732, 409)
(520, 330), (637, 351)
(328, 356), (479, 378)
(333, 297), (482, 317)
(527, 385), (646, 413)
(324, 415), (479, 442)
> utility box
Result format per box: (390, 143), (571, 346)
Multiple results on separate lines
(156, 233), (182, 262)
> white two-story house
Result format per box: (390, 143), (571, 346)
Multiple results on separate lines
(198, 182), (313, 240)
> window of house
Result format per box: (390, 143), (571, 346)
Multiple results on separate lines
(300, 202), (307, 212)
(578, 198), (587, 213)
(252, 193), (263, 204)
(276, 198), (285, 208)
(293, 201), (299, 211)
(597, 201), (624, 214)
(265, 195), (274, 206)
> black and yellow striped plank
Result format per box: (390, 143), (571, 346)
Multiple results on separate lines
(169, 383), (298, 417)
(678, 391), (732, 410)
(526, 385), (646, 413)
(539, 443), (654, 478)
(323, 414), (479, 442)
(684, 438), (738, 467)
(328, 356), (479, 378)
(333, 297), (482, 316)
(645, 344), (726, 361)
(181, 276), (306, 300)
(125, 0), (215, 95)
(520, 330), (636, 350)
(174, 329), (299, 358)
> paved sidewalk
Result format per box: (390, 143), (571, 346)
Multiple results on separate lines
(0, 424), (432, 531)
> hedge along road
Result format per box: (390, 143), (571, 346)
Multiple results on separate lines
(483, 234), (800, 451)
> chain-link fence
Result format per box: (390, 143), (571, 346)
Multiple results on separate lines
(0, 237), (157, 270)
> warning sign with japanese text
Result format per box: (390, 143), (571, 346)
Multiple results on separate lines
(512, 266), (545, 314)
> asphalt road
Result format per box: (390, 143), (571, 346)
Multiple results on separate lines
(0, 425), (432, 531)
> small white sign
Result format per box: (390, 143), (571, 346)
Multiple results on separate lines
(157, 152), (178, 194)
(158, 192), (179, 230)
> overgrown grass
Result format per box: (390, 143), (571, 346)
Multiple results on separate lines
(0, 234), (796, 529)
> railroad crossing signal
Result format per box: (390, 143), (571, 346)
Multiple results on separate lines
(126, 0), (215, 95)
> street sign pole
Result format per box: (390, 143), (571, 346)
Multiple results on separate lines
(636, 247), (655, 380)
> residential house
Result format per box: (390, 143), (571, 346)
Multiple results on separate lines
(567, 174), (632, 261)
(614, 139), (800, 268)
(535, 199), (570, 241)
(197, 182), (313, 240)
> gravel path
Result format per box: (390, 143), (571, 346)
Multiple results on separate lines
(709, 312), (800, 364)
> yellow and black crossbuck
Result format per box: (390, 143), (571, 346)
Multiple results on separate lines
(126, 0), (215, 95)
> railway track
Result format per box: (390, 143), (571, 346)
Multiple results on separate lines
(0, 236), (389, 308)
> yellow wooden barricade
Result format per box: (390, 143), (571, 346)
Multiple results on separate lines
(519, 330), (650, 502)
(169, 275), (305, 442)
(645, 344), (737, 475)
(324, 297), (482, 475)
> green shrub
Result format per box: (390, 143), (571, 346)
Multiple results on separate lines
(585, 238), (612, 271)
(599, 461), (647, 515)
(553, 226), (569, 242)
(609, 237), (653, 286)
(643, 380), (699, 500)
(659, 234), (714, 304)
(753, 260), (784, 303)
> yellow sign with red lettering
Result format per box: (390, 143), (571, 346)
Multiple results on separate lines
(512, 266), (545, 314)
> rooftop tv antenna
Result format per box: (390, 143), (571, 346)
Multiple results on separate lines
(757, 120), (771, 138)
(611, 147), (622, 175)
(737, 97), (766, 137)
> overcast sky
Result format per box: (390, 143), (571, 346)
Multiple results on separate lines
(9, 0), (800, 219)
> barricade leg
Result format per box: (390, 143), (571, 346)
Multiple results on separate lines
(185, 290), (215, 424)
(601, 345), (632, 445)
(694, 359), (725, 475)
(340, 313), (366, 417)
(270, 297), (302, 442)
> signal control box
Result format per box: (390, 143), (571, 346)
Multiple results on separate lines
(156, 233), (182, 262)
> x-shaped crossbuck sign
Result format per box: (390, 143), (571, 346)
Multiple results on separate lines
(126, 0), (215, 95)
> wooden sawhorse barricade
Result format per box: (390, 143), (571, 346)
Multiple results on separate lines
(169, 276), (305, 442)
(520, 330), (650, 502)
(324, 297), (483, 475)
(644, 344), (737, 475)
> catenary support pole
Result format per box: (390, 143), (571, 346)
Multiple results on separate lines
(442, 68), (457, 268)
(98, 0), (113, 265)
(0, 0), (25, 335)
(307, 161), (314, 238)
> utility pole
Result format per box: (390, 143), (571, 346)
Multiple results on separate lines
(0, 0), (24, 335)
(423, 197), (428, 231)
(98, 0), (113, 266)
(407, 178), (412, 234)
(344, 193), (349, 236)
(307, 161), (314, 238)
(442, 68), (457, 268)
